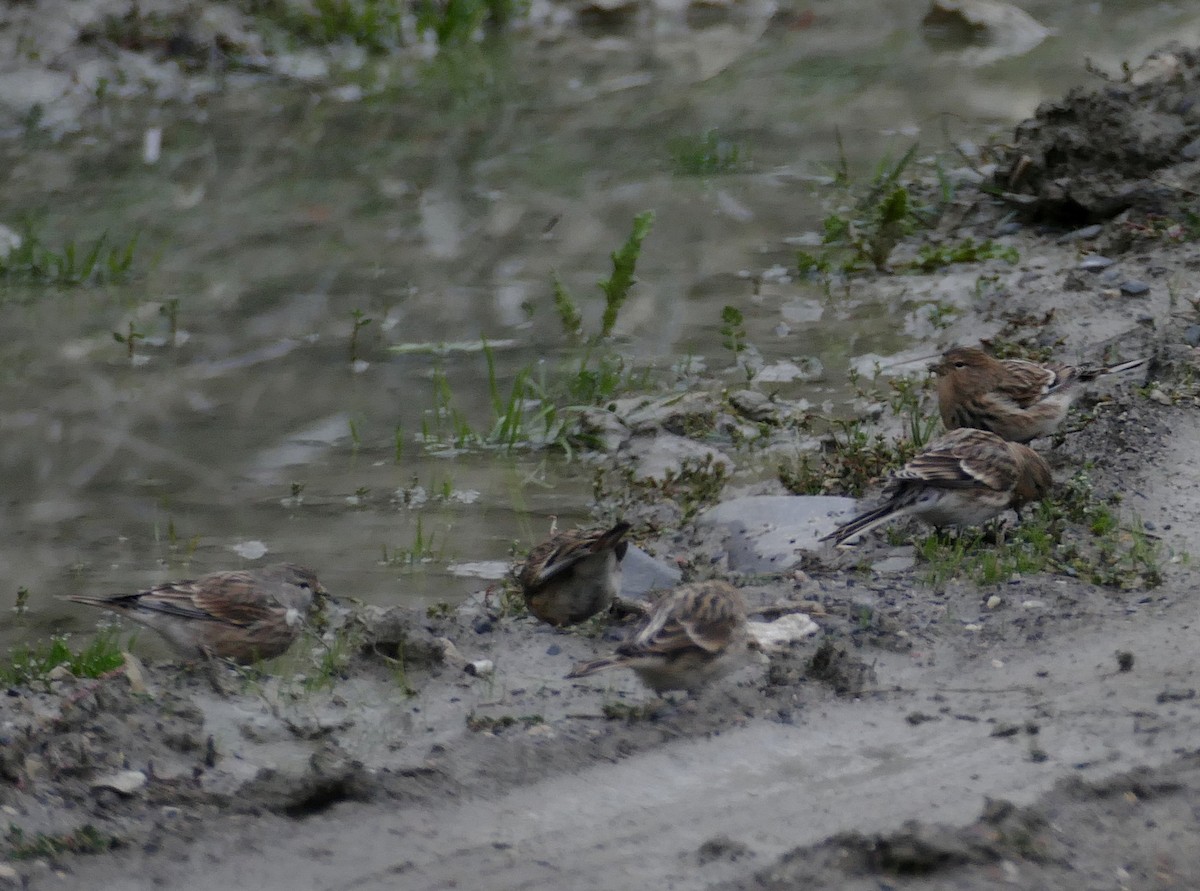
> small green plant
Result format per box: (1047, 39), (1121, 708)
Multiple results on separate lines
(720, 304), (747, 358)
(915, 470), (1166, 589)
(416, 212), (659, 457)
(552, 274), (583, 342)
(302, 624), (361, 692)
(599, 210), (654, 338)
(5, 824), (117, 860)
(384, 516), (443, 567)
(349, 308), (372, 363)
(796, 143), (942, 275)
(600, 701), (658, 721)
(0, 221), (137, 286)
(668, 130), (747, 176)
(0, 634), (125, 689)
(596, 453), (729, 524)
(160, 298), (180, 345)
(14, 587), (29, 617)
(885, 375), (939, 449)
(259, 0), (403, 52)
(907, 238), (1019, 272)
(112, 320), (145, 359)
(466, 712), (544, 733)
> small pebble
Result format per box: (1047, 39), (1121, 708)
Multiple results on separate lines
(1120, 280), (1150, 296)
(995, 221), (1022, 236)
(1077, 255), (1114, 271)
(545, 644), (561, 656)
(985, 595), (1002, 609)
(1183, 325), (1200, 347)
(472, 616), (494, 634)
(465, 659), (494, 677)
(1058, 224), (1102, 242)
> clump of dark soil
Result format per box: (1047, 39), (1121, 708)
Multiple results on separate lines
(996, 44), (1200, 223)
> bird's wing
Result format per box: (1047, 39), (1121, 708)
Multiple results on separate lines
(138, 571), (277, 627)
(519, 522), (629, 590)
(998, 358), (1070, 403)
(621, 583), (741, 657)
(891, 431), (1017, 493)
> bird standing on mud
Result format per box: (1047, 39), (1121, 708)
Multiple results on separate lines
(518, 520), (631, 626)
(67, 563), (325, 664)
(822, 428), (1052, 546)
(566, 580), (749, 693)
(932, 345), (1147, 443)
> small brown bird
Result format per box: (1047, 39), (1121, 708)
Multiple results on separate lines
(932, 346), (1147, 443)
(518, 521), (631, 626)
(566, 580), (748, 693)
(822, 428), (1052, 546)
(67, 564), (325, 664)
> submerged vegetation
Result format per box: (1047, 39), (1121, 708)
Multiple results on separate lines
(0, 221), (137, 288)
(412, 211), (658, 454)
(794, 138), (1018, 278)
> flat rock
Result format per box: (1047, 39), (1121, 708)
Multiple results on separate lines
(747, 613), (820, 652)
(621, 432), (733, 483)
(697, 495), (858, 571)
(621, 544), (683, 597)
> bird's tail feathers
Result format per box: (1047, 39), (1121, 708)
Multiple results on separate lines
(596, 520), (632, 551)
(821, 502), (908, 546)
(65, 593), (129, 608)
(565, 656), (628, 679)
(1080, 357), (1148, 381)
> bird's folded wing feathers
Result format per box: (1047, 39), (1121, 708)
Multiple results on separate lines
(996, 359), (1062, 402)
(185, 572), (282, 625)
(891, 450), (1013, 491)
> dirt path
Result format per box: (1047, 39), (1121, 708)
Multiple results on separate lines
(40, 566), (1200, 891)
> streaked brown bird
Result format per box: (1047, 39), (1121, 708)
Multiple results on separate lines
(565, 580), (748, 693)
(518, 521), (631, 627)
(932, 346), (1146, 443)
(67, 564), (325, 664)
(822, 428), (1052, 546)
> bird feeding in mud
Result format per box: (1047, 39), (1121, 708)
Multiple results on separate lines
(932, 345), (1147, 443)
(822, 428), (1052, 546)
(518, 520), (632, 627)
(67, 563), (326, 664)
(566, 580), (749, 694)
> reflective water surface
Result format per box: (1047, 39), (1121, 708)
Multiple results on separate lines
(1, 0), (1196, 652)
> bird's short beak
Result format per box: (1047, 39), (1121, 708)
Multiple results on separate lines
(929, 359), (948, 375)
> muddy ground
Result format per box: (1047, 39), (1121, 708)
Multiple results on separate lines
(4, 39), (1200, 891)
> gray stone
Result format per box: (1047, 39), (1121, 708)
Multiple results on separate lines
(1077, 255), (1114, 271)
(621, 433), (734, 483)
(1058, 224), (1102, 242)
(621, 544), (683, 598)
(1120, 280), (1150, 296)
(696, 495), (858, 572)
(871, 553), (917, 573)
(1183, 325), (1200, 347)
(572, 408), (631, 452)
(619, 392), (717, 435)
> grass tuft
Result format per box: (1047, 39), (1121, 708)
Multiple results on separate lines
(0, 633), (126, 690)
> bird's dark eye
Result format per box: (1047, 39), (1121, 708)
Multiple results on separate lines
(298, 581), (312, 590)
(954, 360), (967, 369)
